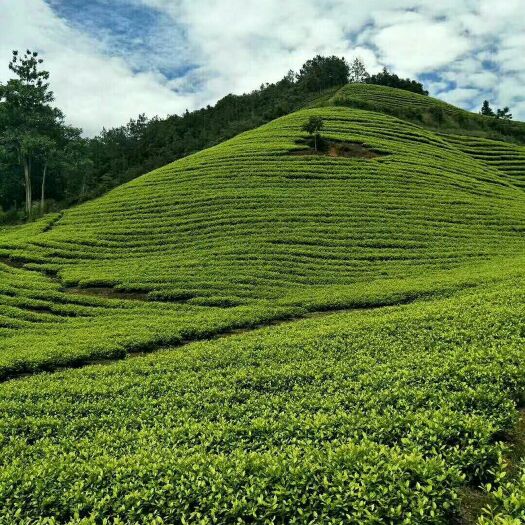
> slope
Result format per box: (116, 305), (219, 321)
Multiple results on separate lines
(0, 267), (524, 523)
(329, 83), (525, 143)
(0, 98), (524, 377)
(1, 85), (525, 523)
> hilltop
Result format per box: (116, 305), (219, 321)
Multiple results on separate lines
(0, 84), (524, 523)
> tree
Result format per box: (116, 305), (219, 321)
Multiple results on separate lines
(349, 58), (369, 83)
(296, 55), (350, 92)
(480, 100), (495, 117)
(496, 106), (513, 120)
(365, 67), (428, 95)
(302, 116), (324, 151)
(0, 50), (59, 220)
(36, 135), (57, 214)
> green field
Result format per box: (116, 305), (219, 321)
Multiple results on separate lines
(0, 84), (524, 523)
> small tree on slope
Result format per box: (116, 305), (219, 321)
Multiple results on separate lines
(302, 116), (324, 152)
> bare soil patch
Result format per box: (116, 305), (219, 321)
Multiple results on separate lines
(289, 138), (389, 159)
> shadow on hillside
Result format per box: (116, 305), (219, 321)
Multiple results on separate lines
(289, 138), (390, 159)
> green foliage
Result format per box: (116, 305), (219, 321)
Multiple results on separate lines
(0, 84), (524, 523)
(0, 104), (524, 377)
(481, 101), (513, 121)
(365, 67), (429, 95)
(0, 276), (523, 522)
(302, 115), (324, 135)
(349, 57), (370, 83)
(0, 50), (84, 221)
(481, 101), (496, 117)
(301, 115), (324, 150)
(440, 134), (525, 190)
(331, 84), (525, 142)
(478, 457), (525, 524)
(497, 107), (513, 120)
(296, 55), (350, 92)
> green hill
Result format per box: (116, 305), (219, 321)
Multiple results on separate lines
(329, 83), (525, 142)
(0, 85), (524, 523)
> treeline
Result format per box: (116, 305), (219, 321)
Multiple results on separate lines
(480, 100), (512, 120)
(0, 53), (426, 223)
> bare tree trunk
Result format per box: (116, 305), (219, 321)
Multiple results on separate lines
(80, 172), (87, 200)
(41, 161), (47, 215)
(23, 156), (32, 221)
(314, 134), (317, 152)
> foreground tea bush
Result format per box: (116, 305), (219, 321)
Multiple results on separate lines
(0, 276), (523, 523)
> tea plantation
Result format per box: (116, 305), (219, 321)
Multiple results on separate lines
(0, 85), (524, 523)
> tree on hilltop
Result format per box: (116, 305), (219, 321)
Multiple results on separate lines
(349, 57), (370, 83)
(480, 100), (513, 120)
(496, 106), (513, 120)
(296, 56), (350, 92)
(365, 67), (428, 95)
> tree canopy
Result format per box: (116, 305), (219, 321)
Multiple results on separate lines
(302, 116), (324, 151)
(0, 50), (84, 221)
(480, 100), (513, 120)
(296, 55), (350, 92)
(365, 67), (429, 96)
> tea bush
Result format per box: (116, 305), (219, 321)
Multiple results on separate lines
(0, 276), (523, 522)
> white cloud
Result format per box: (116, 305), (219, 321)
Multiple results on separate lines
(374, 17), (471, 75)
(0, 0), (196, 135)
(439, 87), (481, 109)
(1, 0), (525, 134)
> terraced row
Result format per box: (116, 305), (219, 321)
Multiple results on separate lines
(331, 83), (467, 116)
(0, 270), (523, 523)
(2, 106), (523, 304)
(0, 258), (305, 379)
(442, 133), (525, 190)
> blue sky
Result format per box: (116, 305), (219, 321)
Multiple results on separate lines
(1, 0), (524, 135)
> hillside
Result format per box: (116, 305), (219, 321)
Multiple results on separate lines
(329, 83), (525, 143)
(0, 85), (524, 523)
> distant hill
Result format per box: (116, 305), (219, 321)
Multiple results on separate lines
(328, 83), (525, 143)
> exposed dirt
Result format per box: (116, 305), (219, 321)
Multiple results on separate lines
(289, 139), (389, 159)
(63, 286), (150, 301)
(0, 257), (27, 269)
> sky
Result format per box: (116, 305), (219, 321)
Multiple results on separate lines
(1, 0), (524, 136)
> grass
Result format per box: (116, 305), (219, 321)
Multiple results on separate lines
(0, 84), (524, 522)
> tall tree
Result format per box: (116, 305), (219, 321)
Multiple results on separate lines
(480, 100), (495, 117)
(0, 50), (60, 220)
(296, 55), (350, 92)
(349, 58), (369, 83)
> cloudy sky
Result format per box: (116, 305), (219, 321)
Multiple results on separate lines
(1, 0), (524, 135)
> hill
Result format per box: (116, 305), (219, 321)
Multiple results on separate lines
(329, 83), (525, 143)
(0, 85), (524, 523)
